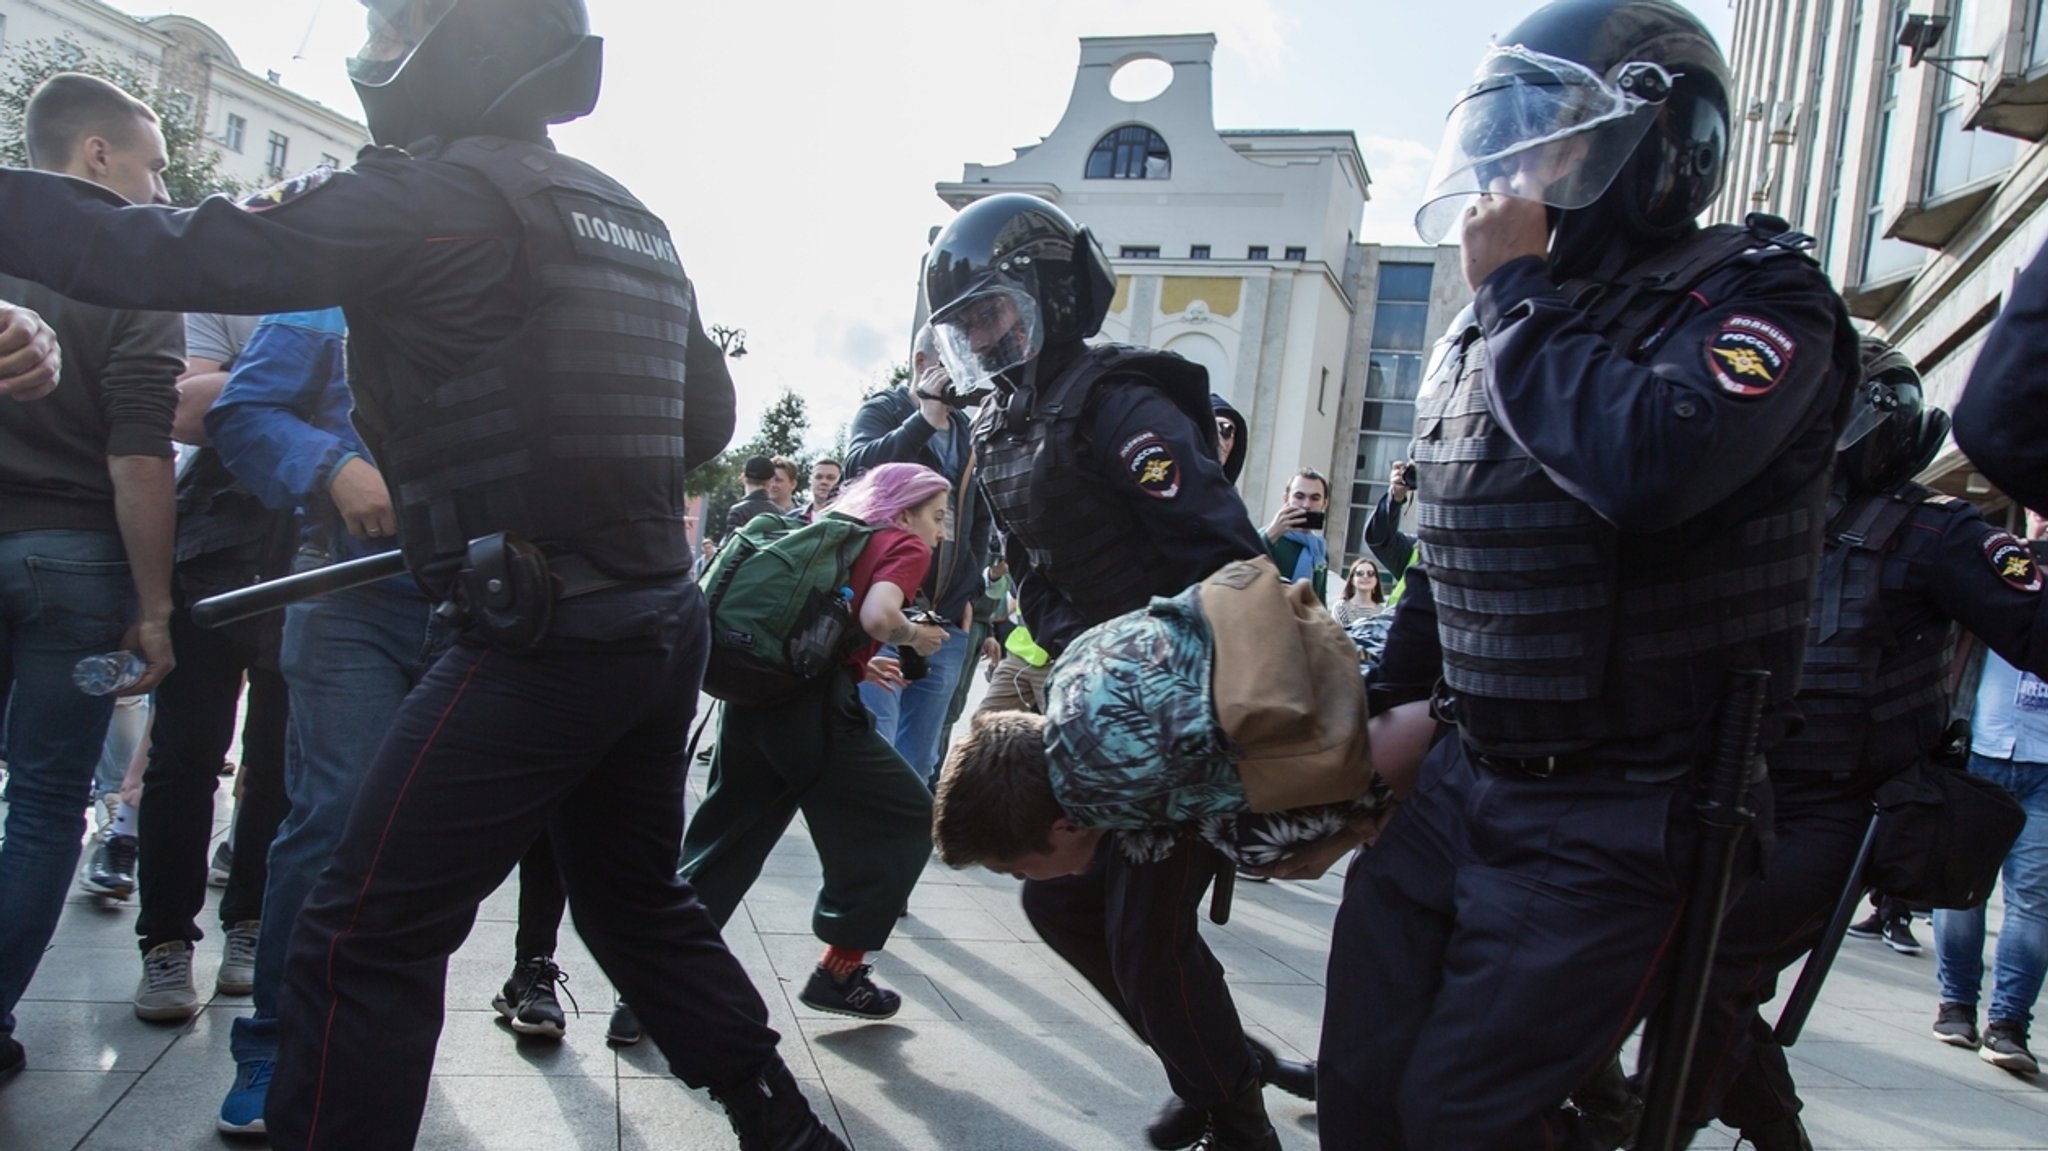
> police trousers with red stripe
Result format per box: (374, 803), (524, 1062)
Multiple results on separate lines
(266, 580), (784, 1151)
(1021, 835), (1261, 1110)
(1318, 736), (1738, 1151)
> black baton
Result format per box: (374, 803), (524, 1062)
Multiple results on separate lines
(1773, 813), (1878, 1047)
(1637, 668), (1770, 1151)
(190, 551), (410, 629)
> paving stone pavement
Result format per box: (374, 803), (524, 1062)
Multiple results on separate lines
(4, 746), (2045, 1149)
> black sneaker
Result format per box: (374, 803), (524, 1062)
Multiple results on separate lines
(1845, 911), (1884, 940)
(1932, 1002), (1980, 1048)
(605, 1001), (642, 1047)
(492, 956), (571, 1040)
(1980, 1019), (2039, 1074)
(0, 1036), (23, 1084)
(81, 833), (138, 899)
(1882, 915), (1923, 955)
(798, 963), (901, 1020)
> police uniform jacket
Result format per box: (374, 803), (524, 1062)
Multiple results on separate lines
(1956, 243), (2048, 515)
(1779, 481), (2048, 778)
(0, 142), (736, 598)
(1413, 224), (1859, 764)
(974, 343), (1264, 658)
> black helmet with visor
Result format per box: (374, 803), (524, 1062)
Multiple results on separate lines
(923, 194), (1116, 398)
(1838, 336), (1949, 493)
(349, 0), (602, 149)
(1416, 0), (1730, 251)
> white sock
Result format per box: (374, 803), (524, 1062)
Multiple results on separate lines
(109, 799), (139, 839)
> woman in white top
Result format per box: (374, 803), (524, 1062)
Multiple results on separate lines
(1331, 558), (1386, 627)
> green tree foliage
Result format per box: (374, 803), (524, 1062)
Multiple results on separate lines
(0, 37), (244, 205)
(688, 388), (816, 541)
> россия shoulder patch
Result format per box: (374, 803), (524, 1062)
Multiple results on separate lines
(1706, 314), (1797, 397)
(240, 165), (335, 214)
(1119, 431), (1181, 499)
(1983, 531), (2043, 593)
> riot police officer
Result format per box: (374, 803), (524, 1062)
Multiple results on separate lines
(1316, 2), (1860, 1148)
(1669, 339), (2048, 1150)
(0, 3), (842, 1149)
(924, 195), (1309, 1150)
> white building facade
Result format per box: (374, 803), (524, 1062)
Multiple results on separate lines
(1720, 0), (2048, 516)
(0, 0), (367, 192)
(935, 34), (1378, 543)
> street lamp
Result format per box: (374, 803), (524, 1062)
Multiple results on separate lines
(709, 324), (748, 359)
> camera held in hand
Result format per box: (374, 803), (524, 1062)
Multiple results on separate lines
(897, 608), (945, 682)
(1402, 462), (1419, 491)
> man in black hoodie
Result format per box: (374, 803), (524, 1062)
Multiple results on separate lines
(1210, 394), (1248, 486)
(843, 324), (994, 785)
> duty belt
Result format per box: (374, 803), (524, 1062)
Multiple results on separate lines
(1471, 748), (1618, 779)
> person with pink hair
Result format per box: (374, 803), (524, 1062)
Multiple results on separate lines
(676, 462), (951, 1020)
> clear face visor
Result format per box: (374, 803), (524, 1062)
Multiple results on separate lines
(1414, 45), (1672, 244)
(348, 0), (460, 87)
(930, 279), (1043, 398)
(1837, 374), (1923, 451)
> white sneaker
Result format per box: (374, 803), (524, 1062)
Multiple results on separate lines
(134, 941), (200, 1022)
(216, 921), (259, 996)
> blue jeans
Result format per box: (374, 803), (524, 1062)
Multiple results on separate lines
(231, 580), (446, 1065)
(857, 622), (970, 785)
(1935, 753), (2048, 1027)
(0, 530), (134, 1037)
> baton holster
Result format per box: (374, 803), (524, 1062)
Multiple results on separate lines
(453, 532), (554, 652)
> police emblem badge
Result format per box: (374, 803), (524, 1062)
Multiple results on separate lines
(1707, 314), (1797, 397)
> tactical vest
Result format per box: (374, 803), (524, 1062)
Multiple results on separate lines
(358, 136), (698, 593)
(1776, 483), (1959, 777)
(1413, 217), (1842, 757)
(975, 344), (1214, 640)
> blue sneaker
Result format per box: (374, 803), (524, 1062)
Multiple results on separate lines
(218, 1056), (271, 1135)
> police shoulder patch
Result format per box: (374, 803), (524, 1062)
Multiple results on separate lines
(239, 164), (335, 214)
(1119, 431), (1181, 499)
(1706, 314), (1797, 397)
(1983, 531), (2043, 593)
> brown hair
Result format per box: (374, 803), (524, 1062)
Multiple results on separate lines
(1341, 558), (1384, 606)
(25, 73), (157, 172)
(770, 455), (800, 484)
(932, 711), (1063, 868)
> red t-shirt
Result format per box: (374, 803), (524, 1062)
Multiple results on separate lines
(845, 527), (934, 673)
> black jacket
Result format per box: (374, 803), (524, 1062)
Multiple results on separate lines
(844, 386), (993, 622)
(1956, 243), (2048, 514)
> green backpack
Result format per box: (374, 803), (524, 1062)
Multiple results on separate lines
(700, 510), (884, 706)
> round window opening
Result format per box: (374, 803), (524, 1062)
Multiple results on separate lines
(1109, 57), (1174, 103)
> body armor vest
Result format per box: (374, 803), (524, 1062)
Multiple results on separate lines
(976, 344), (1213, 640)
(358, 136), (698, 592)
(1777, 483), (1958, 777)
(1414, 218), (1837, 757)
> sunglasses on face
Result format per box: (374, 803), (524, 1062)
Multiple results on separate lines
(1215, 422), (1236, 441)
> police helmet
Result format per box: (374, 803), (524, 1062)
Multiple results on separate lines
(923, 194), (1116, 397)
(1838, 336), (1950, 492)
(1415, 0), (1729, 248)
(349, 0), (603, 149)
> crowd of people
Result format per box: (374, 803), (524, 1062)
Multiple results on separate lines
(0, 1), (2044, 1150)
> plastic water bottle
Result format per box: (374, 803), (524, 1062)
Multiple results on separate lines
(73, 651), (147, 696)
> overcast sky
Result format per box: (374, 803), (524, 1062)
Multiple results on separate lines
(117, 0), (1736, 447)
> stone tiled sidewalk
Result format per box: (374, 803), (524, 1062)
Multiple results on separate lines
(4, 763), (2045, 1149)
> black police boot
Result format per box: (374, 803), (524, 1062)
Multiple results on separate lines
(1194, 1079), (1282, 1151)
(709, 1055), (847, 1151)
(1246, 1036), (1317, 1101)
(1739, 1113), (1814, 1151)
(1147, 1096), (1207, 1150)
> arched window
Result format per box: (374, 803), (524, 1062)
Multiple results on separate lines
(1086, 125), (1171, 180)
